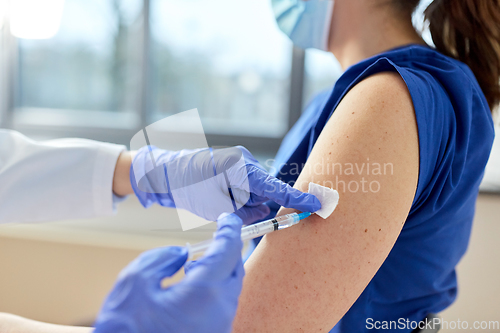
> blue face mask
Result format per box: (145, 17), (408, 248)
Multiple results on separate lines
(272, 0), (334, 51)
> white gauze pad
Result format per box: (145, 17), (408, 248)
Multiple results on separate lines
(308, 183), (340, 219)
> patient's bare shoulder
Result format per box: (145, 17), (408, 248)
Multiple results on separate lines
(232, 71), (419, 332)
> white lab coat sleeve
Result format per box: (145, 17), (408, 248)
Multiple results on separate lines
(0, 129), (127, 224)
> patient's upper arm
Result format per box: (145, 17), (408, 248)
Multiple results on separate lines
(232, 72), (420, 332)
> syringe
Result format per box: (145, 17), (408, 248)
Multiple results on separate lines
(187, 212), (312, 258)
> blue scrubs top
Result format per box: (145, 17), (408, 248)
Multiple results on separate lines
(253, 44), (495, 332)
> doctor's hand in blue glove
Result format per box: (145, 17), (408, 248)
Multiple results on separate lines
(94, 213), (244, 333)
(130, 145), (321, 224)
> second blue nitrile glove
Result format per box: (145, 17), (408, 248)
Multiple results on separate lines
(94, 213), (245, 333)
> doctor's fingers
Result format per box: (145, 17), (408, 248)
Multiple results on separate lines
(246, 167), (322, 213)
(184, 214), (243, 283)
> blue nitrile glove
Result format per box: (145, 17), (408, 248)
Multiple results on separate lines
(94, 213), (244, 333)
(130, 145), (321, 224)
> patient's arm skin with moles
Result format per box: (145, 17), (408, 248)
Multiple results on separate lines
(232, 72), (420, 332)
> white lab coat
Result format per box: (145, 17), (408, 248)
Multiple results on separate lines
(0, 129), (126, 224)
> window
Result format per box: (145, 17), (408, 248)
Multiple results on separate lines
(16, 0), (142, 129)
(303, 48), (341, 109)
(3, 0), (297, 153)
(150, 0), (293, 137)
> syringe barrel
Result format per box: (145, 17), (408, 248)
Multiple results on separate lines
(187, 238), (214, 258)
(241, 221), (275, 241)
(188, 213), (303, 258)
(188, 222), (276, 258)
(275, 213), (300, 229)
(240, 213), (300, 241)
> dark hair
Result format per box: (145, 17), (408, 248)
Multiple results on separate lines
(395, 0), (500, 112)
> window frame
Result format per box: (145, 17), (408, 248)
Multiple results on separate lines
(0, 0), (305, 156)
